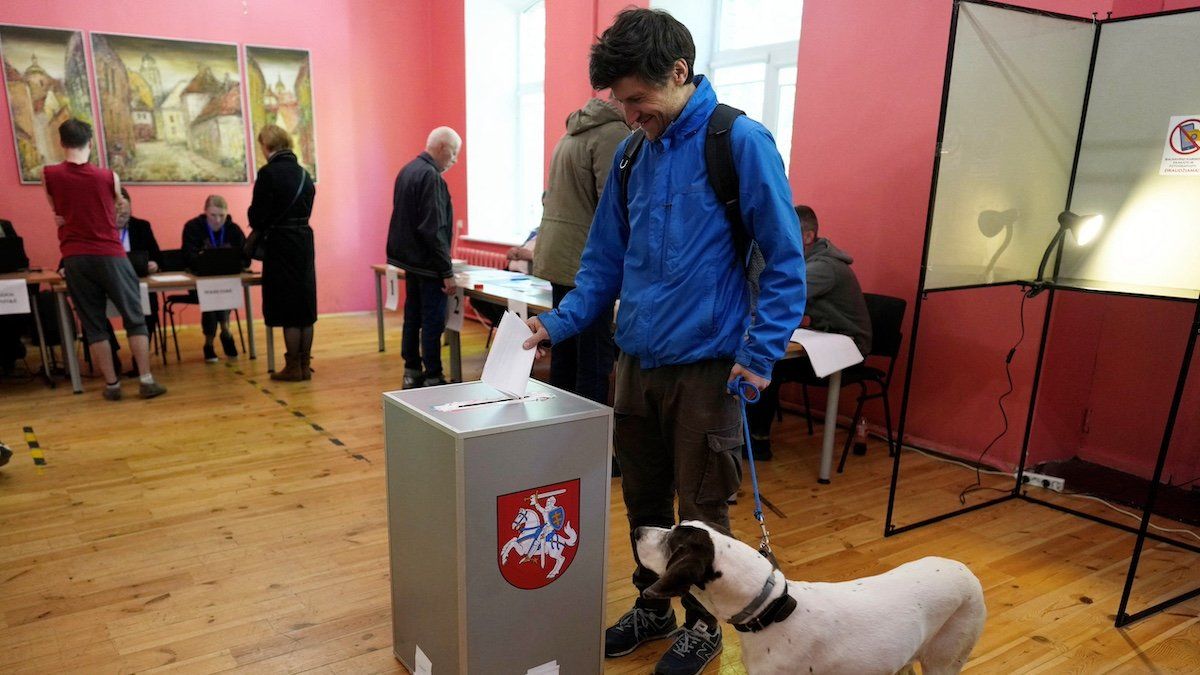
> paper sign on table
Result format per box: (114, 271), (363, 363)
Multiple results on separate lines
(196, 277), (244, 312)
(508, 299), (528, 320)
(0, 279), (30, 315)
(790, 328), (864, 378)
(385, 267), (399, 311)
(481, 311), (536, 397)
(414, 644), (432, 675)
(446, 288), (465, 331)
(105, 282), (151, 318)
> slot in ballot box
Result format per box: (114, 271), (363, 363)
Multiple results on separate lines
(383, 380), (612, 674)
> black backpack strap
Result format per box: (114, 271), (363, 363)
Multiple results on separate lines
(705, 103), (748, 260)
(618, 129), (646, 222)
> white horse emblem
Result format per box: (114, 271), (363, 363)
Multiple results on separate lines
(499, 490), (579, 579)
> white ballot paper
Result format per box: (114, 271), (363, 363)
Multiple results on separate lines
(385, 267), (399, 311)
(414, 644), (432, 675)
(482, 310), (536, 397)
(790, 328), (864, 378)
(0, 279), (30, 315)
(148, 273), (192, 284)
(526, 661), (559, 675)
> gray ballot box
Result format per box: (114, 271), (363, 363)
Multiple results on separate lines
(383, 380), (612, 674)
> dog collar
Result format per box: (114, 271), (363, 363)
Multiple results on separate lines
(729, 569), (798, 633)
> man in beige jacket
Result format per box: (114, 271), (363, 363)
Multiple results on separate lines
(533, 97), (629, 406)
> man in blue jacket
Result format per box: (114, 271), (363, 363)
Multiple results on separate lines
(523, 9), (805, 674)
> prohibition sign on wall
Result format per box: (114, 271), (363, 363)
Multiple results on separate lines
(1160, 115), (1200, 175)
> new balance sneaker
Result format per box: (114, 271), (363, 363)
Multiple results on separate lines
(605, 605), (677, 658)
(203, 344), (219, 363)
(402, 369), (424, 390)
(220, 331), (238, 358)
(422, 375), (449, 387)
(653, 620), (722, 675)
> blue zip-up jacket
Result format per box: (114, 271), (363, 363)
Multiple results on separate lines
(537, 76), (806, 379)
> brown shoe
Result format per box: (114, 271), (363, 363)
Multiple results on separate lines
(271, 353), (304, 382)
(138, 381), (167, 399)
(300, 353), (313, 381)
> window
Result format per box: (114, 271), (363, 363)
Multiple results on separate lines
(652, 0), (803, 173)
(465, 0), (545, 245)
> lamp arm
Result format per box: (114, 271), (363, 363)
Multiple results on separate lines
(1035, 228), (1066, 284)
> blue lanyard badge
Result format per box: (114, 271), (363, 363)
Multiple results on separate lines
(120, 228), (129, 246)
(207, 222), (227, 248)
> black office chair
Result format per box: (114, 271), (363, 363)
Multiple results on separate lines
(160, 248), (246, 362)
(793, 293), (907, 474)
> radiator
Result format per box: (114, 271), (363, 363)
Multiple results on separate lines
(453, 245), (507, 269)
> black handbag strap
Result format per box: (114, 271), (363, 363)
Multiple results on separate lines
(272, 166), (307, 227)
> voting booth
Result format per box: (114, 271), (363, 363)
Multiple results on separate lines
(383, 380), (612, 674)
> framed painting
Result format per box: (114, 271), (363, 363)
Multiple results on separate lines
(245, 45), (317, 181)
(0, 24), (99, 183)
(91, 33), (247, 183)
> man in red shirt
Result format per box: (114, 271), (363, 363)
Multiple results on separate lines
(44, 119), (166, 400)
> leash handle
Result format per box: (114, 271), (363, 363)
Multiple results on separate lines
(728, 376), (772, 556)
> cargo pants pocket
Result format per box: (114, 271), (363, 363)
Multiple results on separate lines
(695, 424), (744, 506)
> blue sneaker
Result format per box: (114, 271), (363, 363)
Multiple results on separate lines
(654, 619), (722, 675)
(605, 605), (677, 657)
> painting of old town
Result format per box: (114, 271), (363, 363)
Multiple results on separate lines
(91, 33), (247, 183)
(245, 46), (316, 181)
(0, 25), (99, 183)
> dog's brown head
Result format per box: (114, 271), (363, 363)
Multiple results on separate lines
(636, 524), (723, 599)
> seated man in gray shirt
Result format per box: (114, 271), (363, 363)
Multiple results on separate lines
(745, 205), (871, 459)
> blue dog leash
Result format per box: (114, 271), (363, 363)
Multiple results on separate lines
(728, 376), (775, 561)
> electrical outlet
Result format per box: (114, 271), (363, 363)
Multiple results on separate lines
(1019, 471), (1064, 493)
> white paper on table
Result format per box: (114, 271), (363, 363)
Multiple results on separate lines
(195, 277), (244, 312)
(790, 328), (864, 378)
(445, 288), (465, 331)
(481, 311), (536, 397)
(148, 273), (192, 284)
(0, 279), (30, 315)
(385, 267), (400, 311)
(105, 282), (151, 318)
(414, 644), (432, 675)
(526, 661), (559, 675)
(508, 299), (528, 320)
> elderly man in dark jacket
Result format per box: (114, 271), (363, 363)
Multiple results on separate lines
(385, 126), (462, 389)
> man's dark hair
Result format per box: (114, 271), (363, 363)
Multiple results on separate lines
(59, 119), (92, 149)
(590, 8), (695, 90)
(796, 204), (819, 236)
(120, 187), (131, 201)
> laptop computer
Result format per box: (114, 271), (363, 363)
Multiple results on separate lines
(127, 250), (151, 277)
(0, 236), (30, 273)
(192, 247), (243, 276)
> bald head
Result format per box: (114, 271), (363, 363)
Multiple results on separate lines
(426, 126), (462, 172)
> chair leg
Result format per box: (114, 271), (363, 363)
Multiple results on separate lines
(837, 397), (866, 474)
(801, 384), (815, 436)
(233, 309), (246, 353)
(168, 307), (181, 362)
(881, 386), (896, 457)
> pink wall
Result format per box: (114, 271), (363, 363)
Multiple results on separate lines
(788, 0), (1199, 480)
(0, 0), (458, 318)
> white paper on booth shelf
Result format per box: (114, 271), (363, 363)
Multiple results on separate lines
(481, 311), (536, 397)
(508, 299), (528, 320)
(445, 288), (465, 331)
(104, 282), (151, 318)
(0, 279), (30, 315)
(790, 328), (864, 378)
(385, 267), (399, 311)
(414, 644), (432, 675)
(195, 277), (244, 312)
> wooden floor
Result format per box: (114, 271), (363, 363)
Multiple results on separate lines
(1, 313), (1197, 674)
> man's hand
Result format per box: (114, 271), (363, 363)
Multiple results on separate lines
(506, 246), (533, 262)
(522, 316), (551, 360)
(54, 215), (66, 228)
(728, 364), (770, 399)
(148, 260), (159, 273)
(442, 276), (457, 296)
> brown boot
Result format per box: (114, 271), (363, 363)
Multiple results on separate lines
(300, 353), (313, 380)
(271, 353), (304, 381)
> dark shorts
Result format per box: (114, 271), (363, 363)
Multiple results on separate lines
(63, 255), (147, 344)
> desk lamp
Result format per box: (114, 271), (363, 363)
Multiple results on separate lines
(1034, 210), (1104, 286)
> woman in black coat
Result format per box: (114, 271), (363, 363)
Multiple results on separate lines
(248, 124), (317, 381)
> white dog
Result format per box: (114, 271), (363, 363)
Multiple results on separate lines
(635, 521), (985, 675)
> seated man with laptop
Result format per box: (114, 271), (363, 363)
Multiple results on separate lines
(104, 188), (164, 376)
(181, 195), (247, 363)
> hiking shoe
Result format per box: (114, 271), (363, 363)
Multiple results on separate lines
(103, 385), (122, 401)
(220, 331), (238, 358)
(139, 381), (167, 399)
(0, 442), (11, 467)
(605, 606), (677, 658)
(203, 344), (219, 363)
(422, 376), (449, 387)
(654, 620), (722, 675)
(402, 370), (424, 390)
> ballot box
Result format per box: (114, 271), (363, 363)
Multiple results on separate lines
(383, 380), (612, 674)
